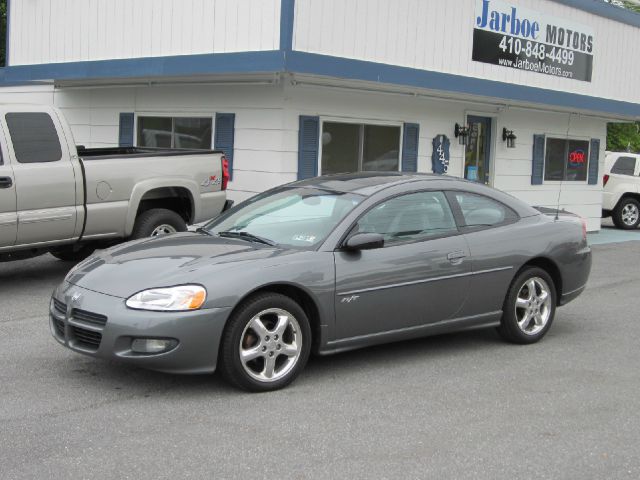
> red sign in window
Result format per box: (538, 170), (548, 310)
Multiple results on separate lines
(568, 150), (586, 165)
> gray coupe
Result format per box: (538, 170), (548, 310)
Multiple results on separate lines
(50, 173), (592, 391)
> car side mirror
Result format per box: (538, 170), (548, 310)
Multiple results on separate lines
(344, 233), (385, 251)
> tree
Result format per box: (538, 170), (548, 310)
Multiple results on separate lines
(607, 123), (640, 152)
(604, 0), (640, 13)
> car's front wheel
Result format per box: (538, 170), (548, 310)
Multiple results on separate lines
(219, 293), (311, 392)
(497, 267), (556, 344)
(612, 197), (640, 230)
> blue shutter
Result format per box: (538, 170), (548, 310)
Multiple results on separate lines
(402, 123), (420, 172)
(118, 113), (134, 147)
(214, 113), (236, 180)
(588, 138), (600, 185)
(298, 116), (319, 180)
(531, 134), (545, 185)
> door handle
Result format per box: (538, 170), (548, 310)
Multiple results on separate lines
(447, 250), (467, 261)
(0, 176), (13, 189)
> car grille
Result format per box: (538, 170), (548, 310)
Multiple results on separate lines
(53, 317), (65, 337)
(53, 298), (66, 317)
(70, 326), (102, 350)
(50, 296), (107, 352)
(71, 308), (107, 327)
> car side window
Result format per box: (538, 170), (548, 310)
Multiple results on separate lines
(5, 112), (63, 164)
(355, 191), (458, 245)
(453, 192), (518, 227)
(610, 156), (637, 176)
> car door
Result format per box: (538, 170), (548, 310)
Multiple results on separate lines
(334, 190), (471, 340)
(0, 132), (17, 247)
(2, 110), (79, 246)
(447, 190), (521, 317)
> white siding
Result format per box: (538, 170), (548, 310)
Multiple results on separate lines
(8, 0), (281, 66)
(0, 81), (605, 229)
(293, 0), (640, 105)
(283, 82), (605, 231)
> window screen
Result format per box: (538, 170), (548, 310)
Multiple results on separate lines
(611, 156), (637, 176)
(137, 116), (212, 149)
(321, 122), (401, 175)
(5, 112), (63, 163)
(544, 138), (589, 182)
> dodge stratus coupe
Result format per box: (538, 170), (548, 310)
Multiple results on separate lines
(50, 173), (592, 391)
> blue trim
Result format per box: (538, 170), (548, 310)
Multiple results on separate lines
(550, 0), (640, 29)
(0, 47), (639, 119)
(286, 51), (640, 118)
(5, 0), (10, 66)
(2, 50), (285, 83)
(280, 0), (295, 51)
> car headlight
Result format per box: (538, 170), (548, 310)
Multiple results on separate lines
(126, 285), (207, 311)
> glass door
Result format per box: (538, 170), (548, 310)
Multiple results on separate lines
(465, 116), (492, 184)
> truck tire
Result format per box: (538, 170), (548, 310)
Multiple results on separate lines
(612, 197), (640, 230)
(130, 208), (187, 239)
(50, 245), (95, 262)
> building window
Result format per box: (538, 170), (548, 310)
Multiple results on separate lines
(137, 116), (212, 149)
(544, 138), (589, 182)
(321, 121), (401, 175)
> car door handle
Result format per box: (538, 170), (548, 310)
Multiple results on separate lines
(447, 250), (467, 261)
(0, 176), (13, 189)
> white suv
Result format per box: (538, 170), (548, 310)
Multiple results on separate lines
(602, 152), (640, 229)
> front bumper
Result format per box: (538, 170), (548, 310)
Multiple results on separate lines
(49, 282), (232, 374)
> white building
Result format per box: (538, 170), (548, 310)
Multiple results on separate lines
(2, 0), (640, 230)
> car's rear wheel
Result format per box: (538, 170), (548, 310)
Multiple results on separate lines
(497, 267), (556, 344)
(612, 197), (640, 230)
(219, 293), (311, 392)
(130, 208), (187, 239)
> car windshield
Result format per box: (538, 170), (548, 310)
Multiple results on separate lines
(203, 187), (364, 248)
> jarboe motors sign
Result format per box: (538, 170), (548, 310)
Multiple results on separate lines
(472, 0), (594, 82)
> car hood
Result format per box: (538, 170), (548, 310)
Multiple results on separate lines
(65, 233), (298, 298)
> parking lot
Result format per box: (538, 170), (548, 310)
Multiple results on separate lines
(2, 237), (640, 479)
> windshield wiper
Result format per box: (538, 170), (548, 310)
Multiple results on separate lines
(195, 227), (213, 236)
(217, 231), (276, 246)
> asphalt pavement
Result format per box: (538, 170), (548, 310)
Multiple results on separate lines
(1, 241), (639, 479)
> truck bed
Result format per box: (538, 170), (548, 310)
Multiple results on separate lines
(77, 146), (224, 160)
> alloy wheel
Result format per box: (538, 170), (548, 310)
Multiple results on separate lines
(514, 277), (552, 335)
(239, 308), (302, 383)
(621, 203), (639, 227)
(150, 224), (178, 236)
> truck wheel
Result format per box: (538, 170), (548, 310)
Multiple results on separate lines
(50, 245), (95, 262)
(612, 197), (640, 230)
(130, 208), (187, 239)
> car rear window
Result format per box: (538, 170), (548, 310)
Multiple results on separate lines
(5, 112), (63, 163)
(610, 156), (637, 176)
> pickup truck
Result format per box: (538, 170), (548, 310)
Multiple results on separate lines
(0, 105), (229, 262)
(602, 152), (640, 229)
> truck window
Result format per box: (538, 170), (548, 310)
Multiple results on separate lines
(5, 112), (63, 163)
(610, 156), (637, 176)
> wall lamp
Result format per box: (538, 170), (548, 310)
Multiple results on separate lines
(502, 127), (517, 148)
(454, 123), (469, 146)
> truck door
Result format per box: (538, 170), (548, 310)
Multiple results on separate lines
(2, 110), (79, 246)
(0, 132), (17, 247)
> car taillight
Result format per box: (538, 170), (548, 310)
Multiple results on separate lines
(221, 156), (230, 191)
(603, 174), (609, 186)
(580, 217), (587, 241)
